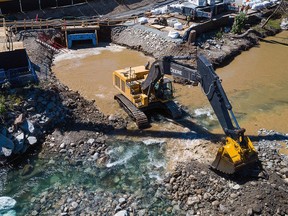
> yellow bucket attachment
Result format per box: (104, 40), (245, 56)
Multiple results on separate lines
(212, 136), (258, 174)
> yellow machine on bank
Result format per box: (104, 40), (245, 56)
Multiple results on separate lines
(113, 54), (258, 174)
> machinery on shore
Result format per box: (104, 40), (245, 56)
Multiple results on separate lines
(112, 54), (258, 174)
(0, 49), (38, 87)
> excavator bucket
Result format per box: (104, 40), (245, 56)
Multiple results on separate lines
(212, 136), (258, 174)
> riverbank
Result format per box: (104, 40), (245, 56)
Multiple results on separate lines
(111, 19), (282, 67)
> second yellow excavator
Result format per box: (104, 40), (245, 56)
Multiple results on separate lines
(112, 54), (258, 174)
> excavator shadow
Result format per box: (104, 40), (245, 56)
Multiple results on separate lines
(210, 160), (269, 184)
(112, 110), (220, 142)
(259, 38), (288, 47)
(112, 110), (288, 143)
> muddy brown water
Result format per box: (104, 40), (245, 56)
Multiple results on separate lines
(53, 34), (288, 136)
(176, 31), (288, 135)
(52, 44), (154, 115)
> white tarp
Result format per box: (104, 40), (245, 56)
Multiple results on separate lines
(280, 18), (288, 30)
(174, 22), (183, 30)
(138, 17), (148, 24)
(167, 18), (179, 27)
(244, 0), (276, 10)
(151, 6), (169, 15)
(168, 31), (180, 39)
(168, 3), (183, 10)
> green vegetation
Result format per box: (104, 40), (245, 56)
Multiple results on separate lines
(7, 94), (22, 110)
(267, 19), (281, 30)
(0, 93), (23, 116)
(215, 29), (223, 39)
(0, 95), (6, 115)
(253, 18), (282, 34)
(232, 12), (247, 34)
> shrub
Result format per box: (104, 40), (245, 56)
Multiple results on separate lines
(232, 12), (247, 34)
(215, 29), (223, 39)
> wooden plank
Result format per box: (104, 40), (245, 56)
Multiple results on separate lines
(0, 27), (5, 38)
(61, 25), (100, 32)
(150, 24), (166, 30)
(162, 14), (172, 19)
(11, 41), (24, 50)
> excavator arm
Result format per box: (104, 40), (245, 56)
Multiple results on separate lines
(196, 55), (258, 174)
(142, 54), (258, 174)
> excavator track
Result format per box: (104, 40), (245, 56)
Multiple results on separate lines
(114, 94), (149, 129)
(164, 101), (182, 119)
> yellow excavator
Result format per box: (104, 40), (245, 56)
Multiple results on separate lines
(112, 54), (258, 174)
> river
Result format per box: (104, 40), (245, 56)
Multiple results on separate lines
(0, 32), (287, 215)
(176, 31), (288, 135)
(52, 44), (154, 115)
(52, 32), (288, 167)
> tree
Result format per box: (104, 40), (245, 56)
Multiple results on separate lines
(232, 12), (247, 34)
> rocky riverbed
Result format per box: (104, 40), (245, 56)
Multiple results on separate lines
(160, 130), (288, 215)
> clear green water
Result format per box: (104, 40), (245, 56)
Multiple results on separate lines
(0, 139), (168, 215)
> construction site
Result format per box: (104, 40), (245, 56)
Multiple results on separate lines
(0, 0), (288, 215)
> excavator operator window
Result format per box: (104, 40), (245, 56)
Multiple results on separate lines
(155, 78), (173, 100)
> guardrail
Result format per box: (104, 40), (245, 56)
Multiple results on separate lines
(0, 16), (139, 31)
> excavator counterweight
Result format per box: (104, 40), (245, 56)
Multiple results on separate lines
(112, 54), (258, 174)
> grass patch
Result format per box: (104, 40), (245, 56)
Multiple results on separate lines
(267, 19), (281, 30)
(252, 18), (282, 34)
(215, 29), (224, 39)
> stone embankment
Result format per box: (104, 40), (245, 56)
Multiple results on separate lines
(111, 22), (280, 66)
(112, 25), (185, 59)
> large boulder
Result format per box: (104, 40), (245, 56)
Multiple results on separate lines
(0, 134), (14, 156)
(14, 132), (25, 153)
(0, 197), (16, 211)
(19, 120), (35, 134)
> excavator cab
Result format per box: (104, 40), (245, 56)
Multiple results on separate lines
(154, 78), (174, 101)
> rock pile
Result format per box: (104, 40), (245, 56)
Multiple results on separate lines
(0, 196), (16, 215)
(112, 25), (183, 59)
(1, 68), (125, 163)
(160, 130), (288, 215)
(0, 85), (70, 159)
(111, 23), (278, 67)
